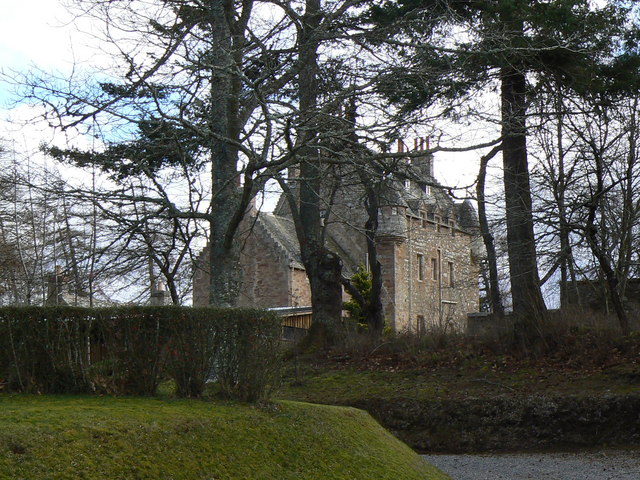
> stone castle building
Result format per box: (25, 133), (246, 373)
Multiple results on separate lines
(194, 139), (481, 333)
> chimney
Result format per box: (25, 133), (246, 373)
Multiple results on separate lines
(150, 279), (166, 306)
(410, 136), (435, 182)
(47, 265), (66, 305)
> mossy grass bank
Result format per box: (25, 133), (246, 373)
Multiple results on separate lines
(0, 395), (448, 480)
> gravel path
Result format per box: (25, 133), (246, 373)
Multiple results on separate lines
(423, 450), (640, 480)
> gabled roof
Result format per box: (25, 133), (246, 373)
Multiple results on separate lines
(257, 214), (304, 269)
(255, 212), (359, 275)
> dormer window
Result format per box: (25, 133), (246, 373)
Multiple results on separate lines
(419, 211), (427, 228)
(404, 179), (411, 191)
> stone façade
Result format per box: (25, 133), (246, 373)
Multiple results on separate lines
(193, 141), (481, 333)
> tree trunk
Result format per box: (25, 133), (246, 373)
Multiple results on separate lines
(295, 0), (345, 343)
(363, 187), (385, 337)
(477, 147), (504, 317)
(347, 99), (384, 338)
(500, 66), (547, 318)
(304, 247), (344, 343)
(208, 230), (242, 307)
(589, 244), (630, 336)
(206, 0), (244, 306)
(584, 141), (631, 336)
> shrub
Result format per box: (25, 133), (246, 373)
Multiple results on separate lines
(166, 307), (221, 398)
(94, 307), (171, 396)
(0, 306), (283, 402)
(212, 309), (283, 402)
(0, 307), (93, 394)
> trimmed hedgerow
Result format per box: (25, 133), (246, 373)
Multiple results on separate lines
(0, 306), (282, 401)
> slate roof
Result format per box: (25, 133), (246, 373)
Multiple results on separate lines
(381, 171), (478, 234)
(262, 151), (478, 275)
(256, 212), (359, 275)
(456, 199), (480, 231)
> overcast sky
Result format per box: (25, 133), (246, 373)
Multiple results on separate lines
(0, 0), (484, 191)
(0, 1), (79, 77)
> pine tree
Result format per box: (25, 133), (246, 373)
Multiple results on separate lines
(366, 0), (640, 322)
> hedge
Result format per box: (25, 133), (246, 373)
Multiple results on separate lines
(0, 306), (282, 402)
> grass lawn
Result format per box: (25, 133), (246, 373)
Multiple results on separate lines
(278, 339), (640, 405)
(0, 395), (448, 480)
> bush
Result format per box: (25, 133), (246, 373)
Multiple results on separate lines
(212, 309), (282, 402)
(0, 306), (283, 402)
(95, 307), (171, 396)
(0, 307), (93, 394)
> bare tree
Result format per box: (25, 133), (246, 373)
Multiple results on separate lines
(16, 0), (304, 307)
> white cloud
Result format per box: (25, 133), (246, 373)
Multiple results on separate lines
(0, 1), (80, 72)
(0, 103), (99, 189)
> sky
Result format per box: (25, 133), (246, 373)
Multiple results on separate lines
(0, 1), (82, 150)
(0, 1), (82, 78)
(0, 0), (485, 193)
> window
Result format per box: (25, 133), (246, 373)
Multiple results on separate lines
(404, 179), (411, 190)
(417, 254), (424, 281)
(449, 220), (455, 236)
(419, 211), (427, 228)
(431, 258), (438, 281)
(391, 206), (398, 215)
(434, 215), (441, 232)
(448, 261), (455, 287)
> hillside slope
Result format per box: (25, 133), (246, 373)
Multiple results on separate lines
(0, 395), (448, 480)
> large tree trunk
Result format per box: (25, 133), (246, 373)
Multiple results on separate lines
(206, 0), (245, 306)
(294, 0), (344, 343)
(500, 66), (547, 318)
(304, 247), (344, 342)
(346, 100), (385, 338)
(363, 192), (385, 337)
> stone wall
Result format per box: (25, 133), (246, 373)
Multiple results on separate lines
(291, 268), (312, 307)
(194, 208), (478, 329)
(391, 212), (479, 333)
(352, 394), (640, 453)
(193, 217), (308, 308)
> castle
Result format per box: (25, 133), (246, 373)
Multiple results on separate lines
(194, 139), (481, 333)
